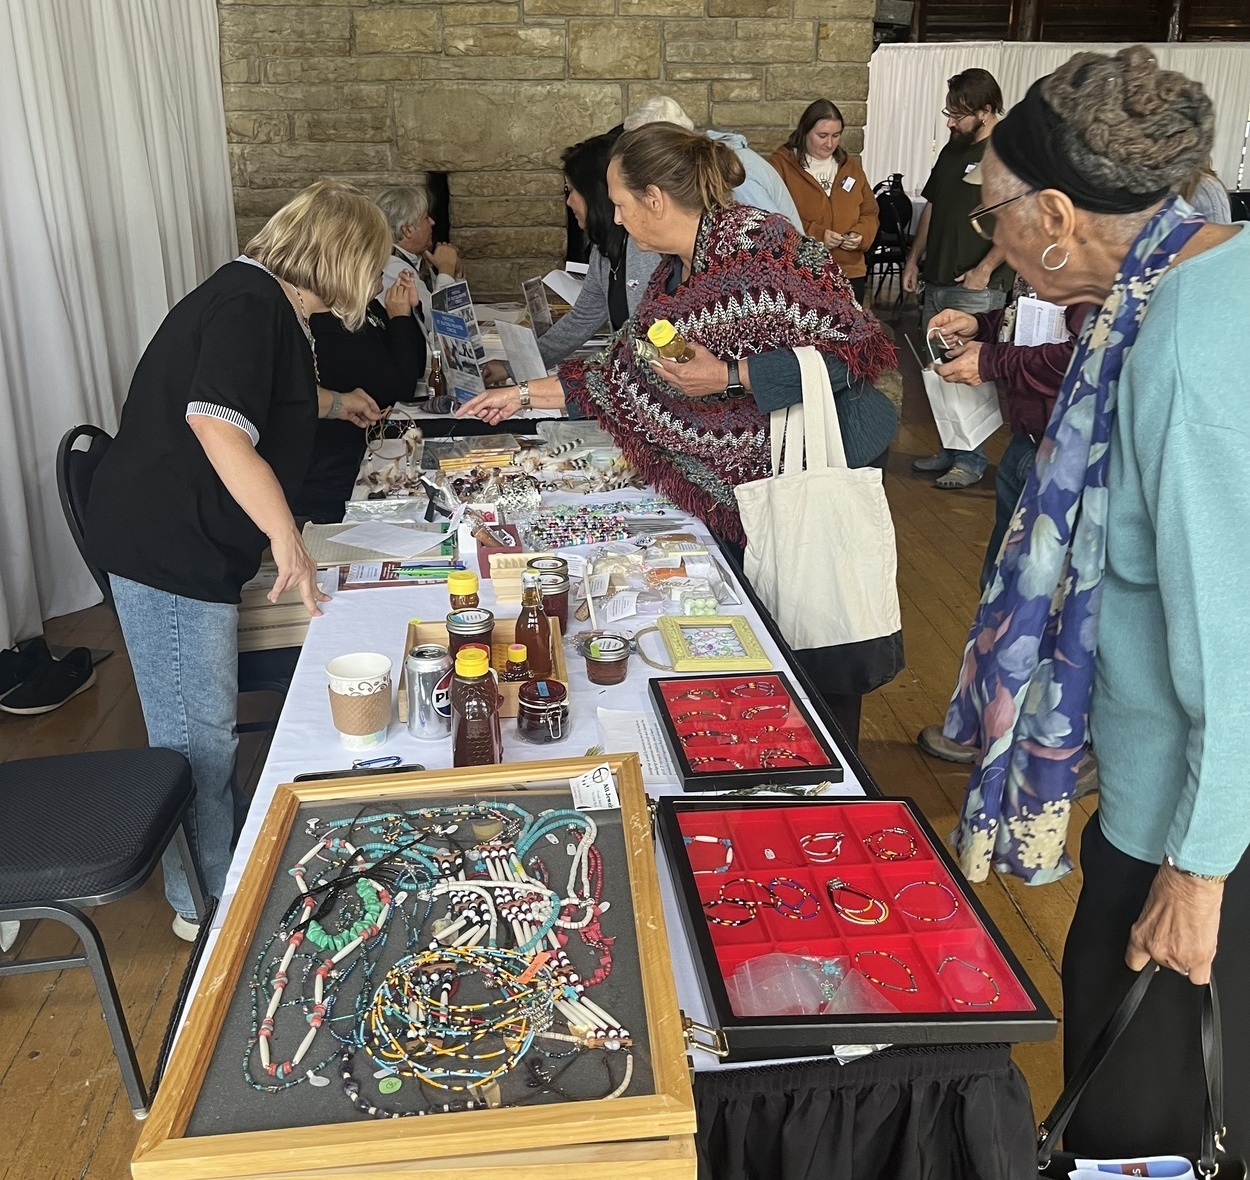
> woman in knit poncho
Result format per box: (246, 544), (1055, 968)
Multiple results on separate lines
(458, 122), (902, 744)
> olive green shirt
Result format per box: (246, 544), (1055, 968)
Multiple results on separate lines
(920, 138), (1014, 291)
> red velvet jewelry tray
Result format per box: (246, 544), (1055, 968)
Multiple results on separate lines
(648, 673), (845, 792)
(657, 796), (1055, 1060)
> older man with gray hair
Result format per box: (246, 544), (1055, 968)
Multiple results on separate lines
(375, 185), (461, 333)
(623, 96), (803, 231)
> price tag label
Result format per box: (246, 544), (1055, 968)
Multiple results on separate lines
(570, 762), (620, 811)
(602, 590), (639, 622)
(587, 571), (611, 598)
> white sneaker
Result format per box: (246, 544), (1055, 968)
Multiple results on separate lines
(171, 914), (201, 942)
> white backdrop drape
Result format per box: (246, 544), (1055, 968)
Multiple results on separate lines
(863, 41), (1250, 195)
(0, 0), (236, 649)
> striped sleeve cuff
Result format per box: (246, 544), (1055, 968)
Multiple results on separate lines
(186, 402), (259, 446)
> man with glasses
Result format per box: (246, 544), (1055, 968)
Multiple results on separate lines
(903, 68), (1015, 489)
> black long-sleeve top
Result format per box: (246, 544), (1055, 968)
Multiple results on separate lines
(292, 301), (425, 521)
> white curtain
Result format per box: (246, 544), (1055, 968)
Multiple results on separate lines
(0, 0), (236, 649)
(864, 41), (1250, 195)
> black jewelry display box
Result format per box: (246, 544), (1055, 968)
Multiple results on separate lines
(657, 795), (1056, 1061)
(648, 672), (845, 793)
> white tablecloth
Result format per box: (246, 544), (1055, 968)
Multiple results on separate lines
(186, 489), (868, 1073)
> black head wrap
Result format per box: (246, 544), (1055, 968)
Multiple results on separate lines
(991, 78), (1170, 214)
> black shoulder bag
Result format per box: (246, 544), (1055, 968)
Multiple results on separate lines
(1039, 963), (1244, 1179)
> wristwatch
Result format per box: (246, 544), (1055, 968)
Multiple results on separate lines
(517, 381), (531, 410)
(724, 357), (747, 399)
(1166, 855), (1230, 884)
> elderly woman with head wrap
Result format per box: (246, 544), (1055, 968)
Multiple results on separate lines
(939, 47), (1248, 1159)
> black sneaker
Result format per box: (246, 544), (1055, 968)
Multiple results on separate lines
(0, 636), (48, 700)
(0, 645), (96, 715)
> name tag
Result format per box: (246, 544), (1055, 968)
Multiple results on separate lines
(840, 175), (856, 192)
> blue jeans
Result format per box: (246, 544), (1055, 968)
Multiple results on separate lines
(980, 433), (1038, 593)
(111, 574), (241, 918)
(920, 282), (1009, 477)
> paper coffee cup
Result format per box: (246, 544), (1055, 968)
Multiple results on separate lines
(326, 653), (393, 750)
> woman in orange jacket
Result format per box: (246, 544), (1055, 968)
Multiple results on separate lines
(769, 100), (879, 303)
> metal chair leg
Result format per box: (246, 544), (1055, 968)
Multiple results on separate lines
(171, 822), (208, 923)
(49, 906), (150, 1116)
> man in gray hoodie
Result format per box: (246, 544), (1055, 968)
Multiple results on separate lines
(623, 97), (803, 232)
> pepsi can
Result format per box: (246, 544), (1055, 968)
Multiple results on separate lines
(405, 644), (452, 741)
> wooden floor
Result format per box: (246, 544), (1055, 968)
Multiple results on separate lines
(0, 309), (1088, 1177)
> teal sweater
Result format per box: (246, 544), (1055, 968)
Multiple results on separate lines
(1092, 224), (1250, 876)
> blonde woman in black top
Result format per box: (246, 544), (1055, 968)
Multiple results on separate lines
(86, 181), (389, 937)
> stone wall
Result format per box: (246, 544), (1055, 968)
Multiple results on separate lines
(219, 1), (874, 298)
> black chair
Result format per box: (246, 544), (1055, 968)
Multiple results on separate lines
(865, 174), (914, 314)
(56, 425), (299, 731)
(0, 747), (207, 1116)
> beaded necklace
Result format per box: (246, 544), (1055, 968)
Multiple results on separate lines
(240, 797), (633, 1115)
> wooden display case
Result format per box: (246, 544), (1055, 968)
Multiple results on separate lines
(396, 616), (567, 721)
(133, 756), (695, 1179)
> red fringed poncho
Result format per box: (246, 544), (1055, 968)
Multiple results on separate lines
(561, 203), (896, 542)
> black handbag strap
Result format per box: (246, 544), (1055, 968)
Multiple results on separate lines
(1037, 963), (1226, 1177)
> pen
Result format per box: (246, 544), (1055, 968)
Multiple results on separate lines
(397, 560), (464, 570)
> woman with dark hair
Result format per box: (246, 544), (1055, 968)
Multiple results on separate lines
(937, 46), (1248, 1157)
(533, 130), (660, 368)
(769, 100), (878, 302)
(457, 123), (902, 745)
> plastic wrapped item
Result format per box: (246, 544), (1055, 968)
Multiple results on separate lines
(724, 953), (899, 1018)
(674, 580), (718, 616)
(643, 564), (687, 587)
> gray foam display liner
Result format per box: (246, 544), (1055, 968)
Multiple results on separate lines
(185, 788), (654, 1137)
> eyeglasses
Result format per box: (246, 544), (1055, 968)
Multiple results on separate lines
(968, 191), (1032, 240)
(941, 108), (977, 121)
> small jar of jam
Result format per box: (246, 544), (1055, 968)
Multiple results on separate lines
(537, 571), (570, 633)
(447, 570), (480, 610)
(445, 608), (495, 662)
(581, 632), (630, 686)
(515, 678), (569, 744)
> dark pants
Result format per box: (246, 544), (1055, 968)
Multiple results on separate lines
(979, 433), (1037, 593)
(849, 275), (867, 305)
(1061, 812), (1250, 1160)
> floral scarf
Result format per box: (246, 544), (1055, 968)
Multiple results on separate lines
(560, 203), (894, 542)
(946, 197), (1203, 884)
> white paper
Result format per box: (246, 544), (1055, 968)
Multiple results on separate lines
(542, 269), (584, 307)
(565, 261), (590, 276)
(586, 571), (611, 598)
(495, 319), (549, 383)
(569, 762), (620, 810)
(602, 590), (639, 622)
(564, 553), (588, 579)
(1069, 1156), (1194, 1178)
(596, 709), (679, 783)
(330, 522), (445, 559)
(1014, 295), (1070, 347)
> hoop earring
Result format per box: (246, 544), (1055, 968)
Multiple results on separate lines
(1041, 243), (1069, 271)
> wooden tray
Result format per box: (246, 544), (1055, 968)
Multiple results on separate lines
(396, 616), (566, 721)
(133, 756), (695, 1179)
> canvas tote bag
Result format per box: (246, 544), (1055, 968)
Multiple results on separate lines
(735, 346), (901, 651)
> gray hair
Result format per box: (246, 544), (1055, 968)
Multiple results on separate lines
(1042, 46), (1214, 199)
(375, 186), (430, 241)
(623, 96), (696, 133)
